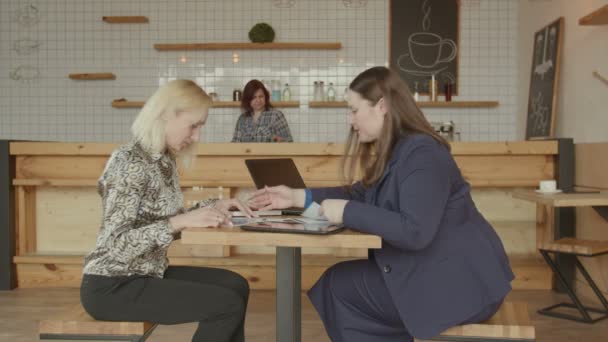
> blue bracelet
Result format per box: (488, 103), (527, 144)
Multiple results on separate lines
(304, 189), (312, 208)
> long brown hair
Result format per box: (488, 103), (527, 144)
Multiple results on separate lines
(343, 66), (450, 187)
(240, 79), (273, 114)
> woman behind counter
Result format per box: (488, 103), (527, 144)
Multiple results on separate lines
(231, 79), (293, 142)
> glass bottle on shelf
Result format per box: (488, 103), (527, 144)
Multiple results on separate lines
(319, 81), (325, 101)
(272, 80), (282, 102)
(326, 82), (336, 101)
(313, 81), (321, 101)
(413, 81), (420, 102)
(282, 83), (291, 101)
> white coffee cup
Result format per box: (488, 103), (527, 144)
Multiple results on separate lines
(539, 180), (557, 192)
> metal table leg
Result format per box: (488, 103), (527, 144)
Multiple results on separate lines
(276, 246), (301, 342)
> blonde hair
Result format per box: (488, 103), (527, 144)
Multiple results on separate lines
(131, 79), (211, 167)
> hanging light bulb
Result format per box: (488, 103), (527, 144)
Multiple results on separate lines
(273, 0), (295, 8)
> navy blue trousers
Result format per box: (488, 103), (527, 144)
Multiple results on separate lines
(308, 259), (412, 342)
(308, 259), (502, 342)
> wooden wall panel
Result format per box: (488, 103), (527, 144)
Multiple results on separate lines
(573, 143), (608, 305)
(454, 155), (554, 187)
(470, 189), (538, 259)
(35, 187), (99, 253)
(16, 156), (108, 180)
(575, 143), (608, 189)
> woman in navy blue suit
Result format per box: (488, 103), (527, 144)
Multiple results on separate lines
(249, 66), (514, 342)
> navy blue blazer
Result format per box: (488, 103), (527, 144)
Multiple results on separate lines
(310, 134), (514, 339)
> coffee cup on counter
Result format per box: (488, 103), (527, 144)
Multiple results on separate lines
(539, 180), (557, 192)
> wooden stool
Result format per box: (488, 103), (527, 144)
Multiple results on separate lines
(417, 301), (536, 342)
(538, 238), (608, 323)
(39, 304), (157, 341)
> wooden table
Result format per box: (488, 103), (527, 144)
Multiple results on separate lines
(181, 225), (382, 342)
(513, 190), (608, 247)
(512, 190), (608, 322)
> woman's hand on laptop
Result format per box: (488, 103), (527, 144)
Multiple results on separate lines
(248, 185), (305, 210)
(213, 198), (258, 218)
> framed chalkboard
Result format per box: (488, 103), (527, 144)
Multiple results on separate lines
(390, 0), (459, 95)
(525, 17), (564, 140)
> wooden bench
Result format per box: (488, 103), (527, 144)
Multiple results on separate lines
(417, 301), (535, 342)
(39, 304), (157, 341)
(538, 238), (608, 323)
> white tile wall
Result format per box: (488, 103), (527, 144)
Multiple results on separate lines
(0, 0), (519, 143)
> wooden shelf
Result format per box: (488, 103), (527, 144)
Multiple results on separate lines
(513, 190), (608, 207)
(309, 101), (348, 108)
(539, 238), (608, 256)
(68, 73), (115, 80)
(579, 5), (608, 25)
(112, 99), (300, 109)
(154, 42), (341, 51)
(102, 16), (149, 24)
(418, 101), (499, 108)
(309, 101), (499, 108)
(112, 99), (144, 108)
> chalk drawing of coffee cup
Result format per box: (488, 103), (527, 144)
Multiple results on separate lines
(408, 32), (457, 68)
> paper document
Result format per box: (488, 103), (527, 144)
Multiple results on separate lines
(232, 210), (282, 217)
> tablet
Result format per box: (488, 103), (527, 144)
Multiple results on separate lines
(241, 221), (344, 235)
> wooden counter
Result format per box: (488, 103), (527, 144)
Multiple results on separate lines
(9, 141), (558, 290)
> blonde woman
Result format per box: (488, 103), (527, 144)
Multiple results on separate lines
(81, 80), (254, 342)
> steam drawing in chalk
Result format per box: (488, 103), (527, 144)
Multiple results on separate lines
(13, 39), (41, 55)
(12, 4), (40, 27)
(529, 92), (549, 134)
(342, 0), (368, 8)
(533, 25), (556, 80)
(9, 65), (40, 82)
(397, 0), (457, 77)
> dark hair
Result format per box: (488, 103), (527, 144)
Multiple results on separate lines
(343, 66), (450, 187)
(241, 79), (273, 114)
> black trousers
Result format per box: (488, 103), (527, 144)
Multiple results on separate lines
(81, 266), (249, 342)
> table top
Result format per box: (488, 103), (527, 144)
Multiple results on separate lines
(181, 225), (382, 249)
(513, 189), (608, 207)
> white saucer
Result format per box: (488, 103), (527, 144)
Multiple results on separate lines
(535, 189), (563, 194)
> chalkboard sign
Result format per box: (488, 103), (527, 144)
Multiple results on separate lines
(525, 18), (564, 140)
(390, 0), (459, 95)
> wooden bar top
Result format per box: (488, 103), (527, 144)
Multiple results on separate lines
(9, 141), (560, 189)
(181, 226), (382, 249)
(10, 141), (558, 156)
(513, 190), (608, 207)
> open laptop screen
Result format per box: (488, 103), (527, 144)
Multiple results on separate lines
(244, 158), (307, 189)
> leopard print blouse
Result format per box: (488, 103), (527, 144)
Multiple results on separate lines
(82, 141), (214, 278)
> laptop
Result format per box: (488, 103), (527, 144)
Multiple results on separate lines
(245, 158), (307, 189)
(244, 158), (307, 215)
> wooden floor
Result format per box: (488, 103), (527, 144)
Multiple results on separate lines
(0, 288), (606, 341)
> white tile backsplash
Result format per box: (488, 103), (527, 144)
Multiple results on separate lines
(0, 0), (519, 143)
